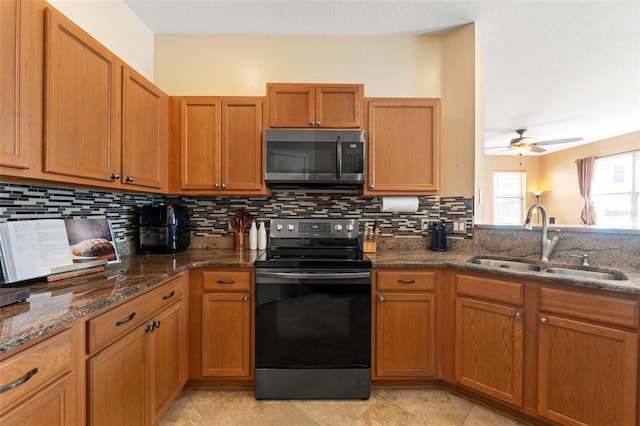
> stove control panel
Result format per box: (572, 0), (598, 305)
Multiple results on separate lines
(269, 218), (360, 239)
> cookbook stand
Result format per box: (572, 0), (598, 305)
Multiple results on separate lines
(46, 259), (108, 282)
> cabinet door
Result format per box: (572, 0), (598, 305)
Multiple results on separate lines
(365, 99), (440, 194)
(0, 373), (77, 426)
(315, 85), (363, 128)
(87, 326), (146, 426)
(147, 299), (188, 424)
(267, 84), (315, 128)
(0, 0), (24, 169)
(455, 297), (524, 407)
(121, 66), (168, 190)
(180, 97), (220, 190)
(43, 8), (120, 183)
(0, 0), (42, 175)
(375, 293), (436, 378)
(220, 98), (264, 192)
(538, 314), (638, 425)
(201, 292), (251, 377)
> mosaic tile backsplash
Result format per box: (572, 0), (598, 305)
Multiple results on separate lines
(0, 182), (474, 249)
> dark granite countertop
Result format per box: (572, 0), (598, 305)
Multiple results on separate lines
(1, 248), (638, 355)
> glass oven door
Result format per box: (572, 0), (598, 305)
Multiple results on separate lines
(255, 269), (371, 369)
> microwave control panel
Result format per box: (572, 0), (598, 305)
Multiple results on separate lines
(342, 142), (364, 173)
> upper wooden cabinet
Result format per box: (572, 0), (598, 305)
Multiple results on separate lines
(121, 65), (168, 191)
(364, 98), (441, 195)
(43, 7), (121, 185)
(0, 0), (44, 177)
(173, 96), (264, 195)
(42, 7), (169, 193)
(267, 83), (363, 128)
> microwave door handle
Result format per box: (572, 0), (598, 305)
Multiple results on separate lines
(336, 136), (342, 180)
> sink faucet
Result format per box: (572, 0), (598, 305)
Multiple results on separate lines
(523, 203), (559, 262)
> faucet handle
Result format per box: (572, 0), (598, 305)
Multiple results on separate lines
(570, 253), (590, 267)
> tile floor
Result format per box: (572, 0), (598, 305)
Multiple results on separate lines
(159, 388), (526, 426)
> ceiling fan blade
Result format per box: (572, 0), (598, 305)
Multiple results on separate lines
(530, 145), (546, 153)
(485, 146), (510, 151)
(533, 137), (583, 146)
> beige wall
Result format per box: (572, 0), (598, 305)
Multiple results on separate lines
(441, 24), (476, 197)
(154, 34), (442, 97)
(48, 0), (154, 79)
(540, 131), (640, 225)
(155, 30), (477, 197)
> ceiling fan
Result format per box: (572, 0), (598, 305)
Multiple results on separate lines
(491, 129), (584, 155)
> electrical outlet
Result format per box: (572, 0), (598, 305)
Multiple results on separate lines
(453, 219), (467, 233)
(421, 219), (431, 231)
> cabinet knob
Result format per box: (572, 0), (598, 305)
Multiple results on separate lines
(315, 120), (321, 127)
(243, 295), (250, 302)
(110, 173), (120, 180)
(377, 295), (384, 302)
(540, 317), (549, 325)
(125, 176), (134, 183)
(309, 120), (315, 126)
(153, 320), (161, 329)
(221, 183), (227, 189)
(369, 184), (375, 190)
(515, 311), (523, 319)
(145, 323), (155, 333)
(214, 183), (220, 189)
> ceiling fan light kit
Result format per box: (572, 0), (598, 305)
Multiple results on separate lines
(487, 128), (584, 157)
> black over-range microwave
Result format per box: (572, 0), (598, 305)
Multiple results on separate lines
(264, 129), (366, 189)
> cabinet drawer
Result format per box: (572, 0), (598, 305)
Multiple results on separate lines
(202, 269), (251, 291)
(456, 274), (523, 305)
(376, 270), (436, 291)
(539, 287), (639, 329)
(87, 273), (186, 353)
(0, 328), (73, 412)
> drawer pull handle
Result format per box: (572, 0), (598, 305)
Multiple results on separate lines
(0, 368), (38, 394)
(162, 290), (175, 300)
(217, 280), (235, 284)
(115, 312), (136, 326)
(397, 279), (416, 284)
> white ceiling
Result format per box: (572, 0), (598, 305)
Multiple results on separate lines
(124, 0), (640, 155)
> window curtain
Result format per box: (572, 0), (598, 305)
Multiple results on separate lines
(576, 157), (597, 225)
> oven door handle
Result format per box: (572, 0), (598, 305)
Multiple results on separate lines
(256, 271), (371, 280)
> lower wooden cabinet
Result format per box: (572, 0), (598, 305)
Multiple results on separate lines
(196, 269), (253, 380)
(454, 274), (524, 407)
(0, 373), (77, 426)
(0, 327), (79, 425)
(537, 288), (638, 426)
(374, 269), (437, 379)
(86, 273), (188, 426)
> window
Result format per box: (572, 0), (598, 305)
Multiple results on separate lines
(592, 151), (639, 227)
(493, 171), (526, 224)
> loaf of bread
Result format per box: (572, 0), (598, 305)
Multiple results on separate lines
(72, 238), (114, 257)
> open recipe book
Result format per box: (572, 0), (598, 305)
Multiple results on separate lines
(0, 218), (119, 284)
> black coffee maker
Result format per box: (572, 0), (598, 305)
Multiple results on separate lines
(431, 222), (447, 251)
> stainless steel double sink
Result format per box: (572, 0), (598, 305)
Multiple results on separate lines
(468, 256), (627, 281)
